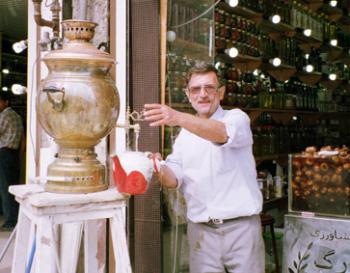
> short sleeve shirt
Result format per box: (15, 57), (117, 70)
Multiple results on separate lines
(165, 106), (263, 223)
(0, 107), (23, 149)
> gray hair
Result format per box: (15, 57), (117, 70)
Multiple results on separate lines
(186, 62), (225, 87)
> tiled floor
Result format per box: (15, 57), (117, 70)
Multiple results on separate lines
(0, 228), (14, 273)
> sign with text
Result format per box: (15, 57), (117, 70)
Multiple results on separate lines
(283, 214), (350, 273)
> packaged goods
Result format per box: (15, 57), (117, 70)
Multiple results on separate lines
(289, 145), (350, 217)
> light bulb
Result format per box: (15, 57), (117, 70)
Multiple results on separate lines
(329, 73), (337, 81)
(329, 0), (337, 7)
(11, 84), (27, 95)
(2, 69), (9, 74)
(330, 39), (338, 46)
(260, 73), (266, 79)
(270, 14), (281, 24)
(270, 57), (281, 67)
(225, 0), (239, 7)
(12, 40), (27, 54)
(304, 54), (310, 59)
(253, 69), (259, 76)
(166, 30), (176, 42)
(303, 29), (312, 37)
(215, 62), (222, 70)
(304, 64), (314, 73)
(1, 87), (8, 91)
(225, 47), (239, 58)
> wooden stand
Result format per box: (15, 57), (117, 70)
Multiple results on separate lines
(9, 184), (132, 273)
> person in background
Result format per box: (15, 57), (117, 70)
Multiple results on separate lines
(144, 62), (264, 273)
(0, 92), (23, 230)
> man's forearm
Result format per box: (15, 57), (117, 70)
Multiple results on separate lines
(159, 165), (178, 188)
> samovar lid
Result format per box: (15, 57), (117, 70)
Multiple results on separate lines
(43, 20), (114, 65)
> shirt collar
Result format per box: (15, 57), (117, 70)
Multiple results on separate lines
(1, 107), (10, 114)
(209, 105), (224, 121)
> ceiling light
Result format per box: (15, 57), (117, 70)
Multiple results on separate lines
(225, 0), (239, 7)
(304, 64), (314, 73)
(329, 73), (337, 81)
(330, 39), (338, 47)
(225, 47), (239, 58)
(12, 40), (28, 54)
(253, 69), (260, 76)
(270, 15), (281, 24)
(2, 69), (9, 74)
(303, 29), (312, 37)
(270, 57), (281, 67)
(215, 61), (222, 70)
(329, 0), (337, 7)
(11, 84), (27, 95)
(2, 87), (8, 91)
(166, 30), (176, 42)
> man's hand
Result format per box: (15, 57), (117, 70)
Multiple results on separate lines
(143, 104), (181, 127)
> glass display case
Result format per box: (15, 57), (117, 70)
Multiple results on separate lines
(288, 147), (350, 217)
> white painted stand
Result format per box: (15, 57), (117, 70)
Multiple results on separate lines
(9, 184), (132, 273)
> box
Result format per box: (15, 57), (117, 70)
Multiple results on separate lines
(288, 151), (350, 217)
(283, 214), (350, 273)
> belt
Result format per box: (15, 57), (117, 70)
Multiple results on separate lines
(206, 218), (236, 225)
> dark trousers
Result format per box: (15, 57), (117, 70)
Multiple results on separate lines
(0, 147), (19, 225)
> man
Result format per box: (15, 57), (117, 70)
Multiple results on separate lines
(144, 63), (264, 273)
(0, 92), (23, 230)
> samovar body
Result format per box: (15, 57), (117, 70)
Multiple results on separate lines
(37, 20), (119, 193)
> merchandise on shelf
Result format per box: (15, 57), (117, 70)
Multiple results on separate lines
(289, 145), (350, 217)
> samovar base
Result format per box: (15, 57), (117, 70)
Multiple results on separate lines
(45, 147), (109, 193)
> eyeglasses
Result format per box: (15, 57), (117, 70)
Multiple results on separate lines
(188, 84), (218, 96)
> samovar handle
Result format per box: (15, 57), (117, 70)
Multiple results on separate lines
(42, 87), (65, 112)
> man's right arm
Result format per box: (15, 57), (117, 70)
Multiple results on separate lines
(157, 164), (178, 189)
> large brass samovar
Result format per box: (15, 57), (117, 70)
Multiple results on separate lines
(37, 20), (119, 193)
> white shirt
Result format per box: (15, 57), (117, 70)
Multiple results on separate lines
(165, 106), (262, 223)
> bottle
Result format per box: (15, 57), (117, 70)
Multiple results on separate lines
(274, 176), (283, 198)
(266, 173), (274, 199)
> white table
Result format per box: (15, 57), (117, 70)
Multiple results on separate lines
(9, 184), (132, 273)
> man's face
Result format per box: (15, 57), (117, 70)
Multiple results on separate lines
(186, 71), (225, 118)
(0, 99), (8, 113)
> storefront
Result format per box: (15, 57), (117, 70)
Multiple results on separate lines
(1, 0), (350, 272)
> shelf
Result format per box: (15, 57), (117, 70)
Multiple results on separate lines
(337, 52), (350, 66)
(260, 20), (295, 41)
(261, 63), (296, 82)
(216, 53), (262, 72)
(339, 16), (350, 34)
(320, 78), (343, 91)
(340, 80), (350, 91)
(255, 153), (289, 165)
(294, 32), (323, 53)
(320, 4), (343, 22)
(320, 45), (343, 62)
(296, 71), (322, 85)
(2, 53), (27, 62)
(301, 0), (323, 11)
(217, 2), (262, 24)
(263, 195), (288, 212)
(170, 38), (210, 61)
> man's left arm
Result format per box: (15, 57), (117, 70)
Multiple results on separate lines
(143, 103), (228, 144)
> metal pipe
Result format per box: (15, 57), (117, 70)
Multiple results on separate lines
(32, 0), (61, 39)
(79, 0), (87, 20)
